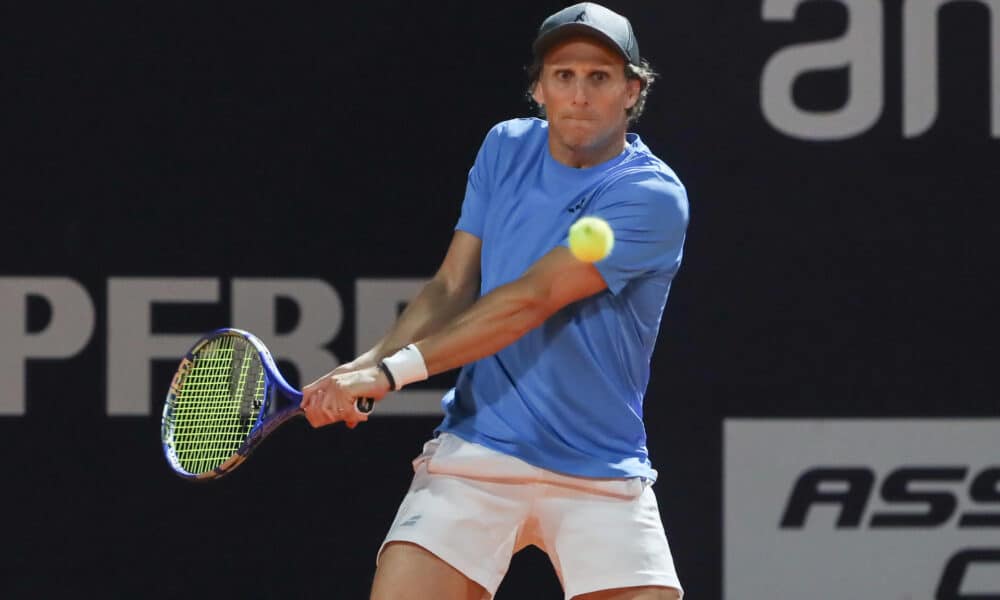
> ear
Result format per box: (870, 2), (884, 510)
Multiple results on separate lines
(532, 81), (545, 107)
(624, 78), (641, 110)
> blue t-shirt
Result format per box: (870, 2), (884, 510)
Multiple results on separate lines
(436, 118), (689, 481)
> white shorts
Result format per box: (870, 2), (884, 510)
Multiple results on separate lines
(377, 433), (683, 599)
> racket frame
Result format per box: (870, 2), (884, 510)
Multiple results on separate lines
(162, 328), (307, 481)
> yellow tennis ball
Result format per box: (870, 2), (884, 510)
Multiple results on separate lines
(568, 216), (614, 262)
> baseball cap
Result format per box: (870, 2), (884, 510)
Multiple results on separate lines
(532, 3), (640, 66)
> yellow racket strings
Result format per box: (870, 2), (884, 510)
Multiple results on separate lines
(169, 335), (264, 474)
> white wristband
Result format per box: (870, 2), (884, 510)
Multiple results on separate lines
(380, 344), (428, 391)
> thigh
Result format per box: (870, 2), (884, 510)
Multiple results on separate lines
(376, 463), (531, 597)
(573, 585), (680, 600)
(371, 541), (488, 600)
(536, 485), (683, 599)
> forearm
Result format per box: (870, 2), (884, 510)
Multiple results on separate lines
(358, 247), (606, 395)
(369, 277), (478, 361)
(414, 279), (549, 376)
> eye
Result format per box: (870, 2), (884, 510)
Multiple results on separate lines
(555, 70), (573, 81)
(591, 71), (609, 82)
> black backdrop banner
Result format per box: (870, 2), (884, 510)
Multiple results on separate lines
(3, 1), (997, 597)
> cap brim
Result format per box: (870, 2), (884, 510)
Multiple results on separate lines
(532, 24), (631, 64)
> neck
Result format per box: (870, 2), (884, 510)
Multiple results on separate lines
(548, 128), (629, 169)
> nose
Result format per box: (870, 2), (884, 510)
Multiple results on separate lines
(572, 79), (589, 106)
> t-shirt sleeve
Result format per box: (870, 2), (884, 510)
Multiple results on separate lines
(573, 174), (689, 295)
(454, 125), (501, 238)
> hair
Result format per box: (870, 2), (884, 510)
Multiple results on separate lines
(525, 57), (658, 124)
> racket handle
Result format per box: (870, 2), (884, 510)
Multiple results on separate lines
(355, 397), (375, 414)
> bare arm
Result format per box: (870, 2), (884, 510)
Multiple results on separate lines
(317, 230), (482, 378)
(415, 246), (607, 375)
(300, 244), (609, 429)
(300, 231), (481, 427)
(361, 231), (482, 365)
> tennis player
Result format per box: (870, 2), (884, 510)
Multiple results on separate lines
(302, 3), (688, 598)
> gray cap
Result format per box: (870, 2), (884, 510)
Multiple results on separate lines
(532, 3), (640, 65)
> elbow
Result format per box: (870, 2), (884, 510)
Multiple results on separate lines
(511, 305), (546, 339)
(508, 285), (554, 336)
(430, 273), (479, 305)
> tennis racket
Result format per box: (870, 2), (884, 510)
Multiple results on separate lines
(161, 327), (373, 481)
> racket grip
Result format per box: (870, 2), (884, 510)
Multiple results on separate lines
(355, 397), (375, 414)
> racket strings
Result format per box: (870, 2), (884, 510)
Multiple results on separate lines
(167, 335), (265, 475)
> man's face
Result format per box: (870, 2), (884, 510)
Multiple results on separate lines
(532, 37), (641, 157)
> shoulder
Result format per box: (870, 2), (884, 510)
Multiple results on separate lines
(473, 118), (547, 174)
(482, 117), (547, 147)
(625, 136), (687, 195)
(598, 147), (689, 225)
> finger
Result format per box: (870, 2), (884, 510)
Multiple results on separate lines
(304, 390), (332, 427)
(302, 379), (322, 402)
(321, 408), (340, 427)
(320, 395), (343, 426)
(304, 387), (324, 411)
(303, 406), (320, 428)
(343, 403), (370, 429)
(306, 402), (330, 428)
